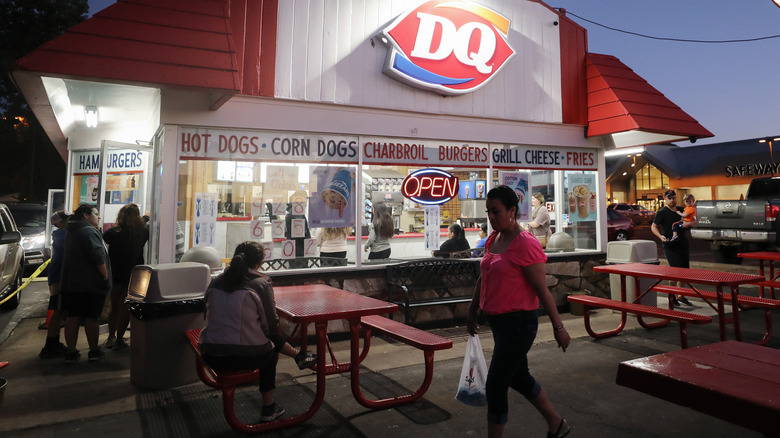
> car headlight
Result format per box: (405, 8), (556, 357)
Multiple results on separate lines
(22, 233), (46, 250)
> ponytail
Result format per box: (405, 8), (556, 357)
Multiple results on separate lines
(223, 241), (265, 292)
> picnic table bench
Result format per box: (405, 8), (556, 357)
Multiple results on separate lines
(385, 259), (480, 324)
(357, 315), (453, 407)
(566, 295), (712, 348)
(185, 329), (266, 434)
(651, 285), (780, 344)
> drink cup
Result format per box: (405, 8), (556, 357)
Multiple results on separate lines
(589, 192), (597, 213)
(574, 185), (589, 218)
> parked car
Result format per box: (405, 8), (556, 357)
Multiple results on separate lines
(7, 203), (49, 275)
(608, 203), (656, 224)
(0, 203), (24, 310)
(607, 208), (634, 241)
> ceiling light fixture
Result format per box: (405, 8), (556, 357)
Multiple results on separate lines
(85, 106), (98, 128)
(604, 146), (645, 157)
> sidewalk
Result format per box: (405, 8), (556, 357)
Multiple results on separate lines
(0, 278), (775, 437)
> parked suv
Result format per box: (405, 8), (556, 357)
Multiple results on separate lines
(8, 203), (49, 275)
(608, 203), (656, 224)
(0, 203), (24, 310)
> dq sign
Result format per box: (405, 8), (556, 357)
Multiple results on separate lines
(402, 168), (459, 205)
(379, 0), (515, 95)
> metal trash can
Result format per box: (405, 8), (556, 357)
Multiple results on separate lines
(606, 240), (659, 308)
(127, 262), (210, 390)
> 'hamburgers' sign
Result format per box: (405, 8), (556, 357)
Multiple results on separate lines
(379, 1), (515, 95)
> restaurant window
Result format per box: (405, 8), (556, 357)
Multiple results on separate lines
(173, 129), (603, 270)
(636, 163), (668, 191)
(562, 170), (599, 250)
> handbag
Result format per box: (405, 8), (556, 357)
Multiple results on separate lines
(455, 335), (488, 406)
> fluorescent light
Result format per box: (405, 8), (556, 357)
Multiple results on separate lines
(85, 106), (98, 128)
(604, 146), (645, 157)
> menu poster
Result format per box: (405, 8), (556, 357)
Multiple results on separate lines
(499, 171), (531, 221)
(567, 174), (597, 222)
(193, 192), (218, 247)
(308, 166), (356, 228)
(424, 205), (441, 251)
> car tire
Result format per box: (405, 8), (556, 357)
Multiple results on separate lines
(615, 230), (629, 241)
(0, 264), (23, 311)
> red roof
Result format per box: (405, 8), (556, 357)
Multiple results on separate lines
(13, 0), (244, 93)
(586, 53), (712, 142)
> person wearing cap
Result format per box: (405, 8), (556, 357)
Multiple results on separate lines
(39, 211), (70, 359)
(651, 189), (698, 307)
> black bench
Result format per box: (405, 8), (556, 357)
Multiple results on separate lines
(567, 295), (712, 348)
(651, 284), (780, 344)
(385, 259), (480, 324)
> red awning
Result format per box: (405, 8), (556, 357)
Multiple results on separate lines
(13, 0), (242, 94)
(586, 53), (713, 147)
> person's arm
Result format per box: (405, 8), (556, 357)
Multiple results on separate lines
(523, 263), (570, 351)
(364, 228), (376, 252)
(651, 219), (668, 243)
(97, 263), (109, 281)
(467, 276), (482, 335)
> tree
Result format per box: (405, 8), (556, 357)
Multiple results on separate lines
(0, 0), (88, 200)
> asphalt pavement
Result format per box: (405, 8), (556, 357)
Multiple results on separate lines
(0, 265), (776, 437)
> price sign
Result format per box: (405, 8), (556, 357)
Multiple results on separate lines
(292, 201), (306, 215)
(251, 197), (265, 217)
(262, 242), (274, 260)
(250, 220), (264, 239)
(291, 218), (305, 238)
(281, 240), (296, 259)
(272, 220), (285, 239)
(303, 238), (316, 256)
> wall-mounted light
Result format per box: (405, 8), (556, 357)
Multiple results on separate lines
(85, 106), (98, 128)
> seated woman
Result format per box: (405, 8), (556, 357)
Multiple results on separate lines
(435, 223), (471, 257)
(198, 241), (316, 423)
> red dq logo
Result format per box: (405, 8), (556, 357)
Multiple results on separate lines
(379, 0), (515, 95)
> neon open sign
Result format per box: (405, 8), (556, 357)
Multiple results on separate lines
(402, 168), (459, 205)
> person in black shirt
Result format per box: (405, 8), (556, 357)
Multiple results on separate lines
(436, 223), (471, 257)
(651, 190), (698, 307)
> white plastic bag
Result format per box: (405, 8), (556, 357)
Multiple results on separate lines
(455, 335), (488, 406)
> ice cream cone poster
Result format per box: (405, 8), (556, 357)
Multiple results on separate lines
(499, 171), (531, 221)
(567, 174), (596, 222)
(309, 166), (356, 228)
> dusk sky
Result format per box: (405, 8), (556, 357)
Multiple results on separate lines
(87, 0), (780, 146)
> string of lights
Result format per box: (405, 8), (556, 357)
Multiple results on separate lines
(560, 10), (780, 43)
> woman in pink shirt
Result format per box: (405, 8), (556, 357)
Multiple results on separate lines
(467, 185), (572, 438)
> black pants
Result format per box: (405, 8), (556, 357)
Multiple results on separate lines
(368, 249), (391, 260)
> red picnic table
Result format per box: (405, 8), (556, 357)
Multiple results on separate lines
(738, 251), (780, 298)
(616, 340), (780, 437)
(592, 263), (765, 342)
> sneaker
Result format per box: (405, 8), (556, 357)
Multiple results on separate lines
(64, 350), (81, 363)
(88, 348), (106, 362)
(259, 402), (285, 422)
(671, 297), (681, 308)
(39, 341), (68, 359)
(104, 336), (116, 349)
(295, 351), (317, 370)
(678, 296), (693, 306)
(113, 338), (129, 351)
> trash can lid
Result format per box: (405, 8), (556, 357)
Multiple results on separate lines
(606, 240), (659, 264)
